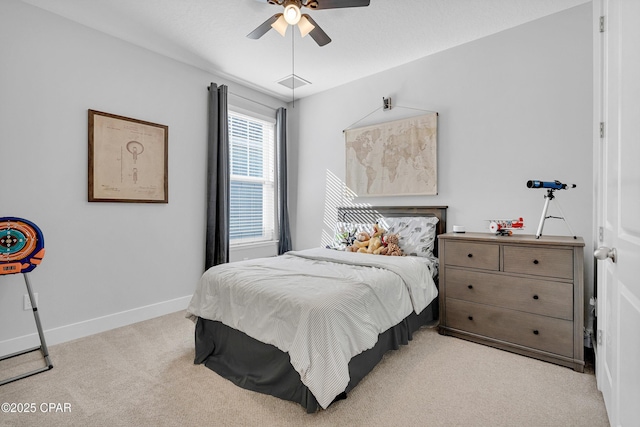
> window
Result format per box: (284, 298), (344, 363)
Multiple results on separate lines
(228, 110), (275, 245)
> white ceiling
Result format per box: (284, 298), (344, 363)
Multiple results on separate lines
(21, 0), (589, 102)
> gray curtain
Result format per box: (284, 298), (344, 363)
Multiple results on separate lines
(205, 83), (229, 269)
(276, 107), (292, 254)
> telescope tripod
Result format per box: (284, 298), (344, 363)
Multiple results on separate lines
(535, 189), (577, 239)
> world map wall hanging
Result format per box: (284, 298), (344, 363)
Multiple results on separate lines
(345, 112), (438, 197)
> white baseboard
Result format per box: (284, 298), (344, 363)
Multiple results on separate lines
(0, 295), (191, 357)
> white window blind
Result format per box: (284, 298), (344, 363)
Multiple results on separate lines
(228, 110), (275, 244)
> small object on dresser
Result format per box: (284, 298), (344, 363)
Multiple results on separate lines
(487, 217), (524, 236)
(452, 225), (465, 233)
(526, 180), (577, 239)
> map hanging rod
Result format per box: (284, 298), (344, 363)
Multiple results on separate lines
(343, 100), (438, 132)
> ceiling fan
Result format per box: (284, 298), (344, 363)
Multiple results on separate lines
(247, 0), (370, 47)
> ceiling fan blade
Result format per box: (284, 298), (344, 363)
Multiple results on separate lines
(304, 0), (370, 9)
(253, 0), (284, 5)
(301, 14), (331, 46)
(247, 14), (282, 39)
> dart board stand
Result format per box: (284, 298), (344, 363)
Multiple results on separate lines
(0, 217), (53, 386)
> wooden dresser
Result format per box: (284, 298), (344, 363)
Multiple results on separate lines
(437, 232), (585, 372)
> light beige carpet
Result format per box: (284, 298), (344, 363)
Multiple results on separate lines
(1, 311), (609, 427)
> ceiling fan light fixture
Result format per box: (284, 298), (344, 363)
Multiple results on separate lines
(283, 3), (301, 25)
(271, 14), (288, 36)
(249, 0), (369, 46)
(297, 15), (315, 37)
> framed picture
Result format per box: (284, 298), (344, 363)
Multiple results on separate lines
(88, 110), (168, 203)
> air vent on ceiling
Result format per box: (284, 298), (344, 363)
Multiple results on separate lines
(277, 74), (311, 89)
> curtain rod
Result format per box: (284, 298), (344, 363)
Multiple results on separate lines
(207, 84), (281, 112)
(229, 90), (280, 112)
(343, 105), (438, 132)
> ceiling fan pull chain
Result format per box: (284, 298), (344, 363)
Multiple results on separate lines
(292, 26), (295, 106)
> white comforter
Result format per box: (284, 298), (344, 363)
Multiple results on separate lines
(186, 247), (438, 409)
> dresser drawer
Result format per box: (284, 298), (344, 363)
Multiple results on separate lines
(445, 268), (573, 320)
(503, 245), (573, 279)
(446, 299), (574, 357)
(444, 241), (499, 271)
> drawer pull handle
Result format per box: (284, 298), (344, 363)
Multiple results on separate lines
(533, 330), (539, 335)
(533, 259), (539, 265)
(468, 316), (474, 321)
(467, 253), (473, 258)
(533, 295), (539, 300)
(468, 284), (473, 289)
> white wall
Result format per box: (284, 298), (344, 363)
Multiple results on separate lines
(0, 0), (285, 354)
(290, 5), (594, 329)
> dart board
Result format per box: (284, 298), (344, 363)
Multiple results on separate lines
(0, 217), (45, 275)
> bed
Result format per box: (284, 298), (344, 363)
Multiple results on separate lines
(186, 206), (447, 412)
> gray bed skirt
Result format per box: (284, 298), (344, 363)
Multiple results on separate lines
(194, 299), (438, 413)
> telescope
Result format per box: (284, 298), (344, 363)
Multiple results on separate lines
(526, 180), (576, 239)
(527, 180), (576, 190)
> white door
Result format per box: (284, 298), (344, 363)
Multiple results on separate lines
(594, 1), (640, 425)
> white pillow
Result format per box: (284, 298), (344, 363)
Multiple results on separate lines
(378, 216), (439, 257)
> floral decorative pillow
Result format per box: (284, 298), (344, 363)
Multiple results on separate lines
(377, 216), (439, 257)
(327, 222), (375, 250)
